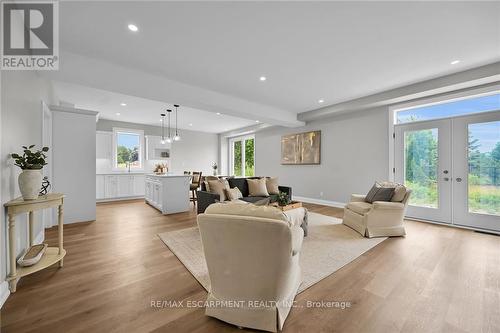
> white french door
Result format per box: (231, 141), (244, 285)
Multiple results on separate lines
(395, 111), (500, 232)
(452, 112), (500, 231)
(395, 119), (452, 223)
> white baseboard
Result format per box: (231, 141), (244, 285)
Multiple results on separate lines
(0, 281), (10, 308)
(97, 196), (144, 203)
(293, 196), (345, 208)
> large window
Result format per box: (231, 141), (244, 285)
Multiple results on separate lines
(229, 135), (255, 177)
(113, 128), (144, 170)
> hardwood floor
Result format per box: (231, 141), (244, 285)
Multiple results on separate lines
(1, 200), (499, 332)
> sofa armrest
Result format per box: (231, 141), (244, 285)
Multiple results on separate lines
(197, 191), (220, 214)
(278, 186), (292, 200)
(350, 194), (366, 202)
(291, 226), (304, 256)
(372, 201), (404, 210)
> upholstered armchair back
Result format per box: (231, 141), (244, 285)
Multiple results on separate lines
(198, 213), (298, 300)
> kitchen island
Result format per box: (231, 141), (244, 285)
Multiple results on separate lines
(145, 174), (191, 214)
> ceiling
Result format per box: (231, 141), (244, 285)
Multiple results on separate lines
(54, 1), (500, 127)
(53, 81), (256, 133)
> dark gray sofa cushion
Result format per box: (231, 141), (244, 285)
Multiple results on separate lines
(240, 196), (268, 204)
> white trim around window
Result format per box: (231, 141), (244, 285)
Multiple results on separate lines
(112, 127), (145, 171)
(229, 134), (255, 177)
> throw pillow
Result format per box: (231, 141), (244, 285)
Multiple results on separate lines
(225, 187), (243, 201)
(208, 179), (229, 201)
(365, 183), (395, 203)
(266, 177), (279, 195)
(247, 178), (269, 197)
(378, 181), (407, 202)
(203, 181), (211, 192)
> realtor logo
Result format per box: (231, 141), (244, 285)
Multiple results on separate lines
(1, 1), (59, 70)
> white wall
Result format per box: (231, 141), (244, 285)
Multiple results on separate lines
(96, 119), (219, 176)
(52, 108), (97, 223)
(255, 107), (389, 204)
(1, 71), (55, 305)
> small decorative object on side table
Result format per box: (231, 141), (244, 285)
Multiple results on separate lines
(4, 193), (66, 293)
(211, 162), (218, 176)
(39, 176), (51, 196)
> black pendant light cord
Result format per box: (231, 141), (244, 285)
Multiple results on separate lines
(174, 104), (180, 136)
(167, 109), (172, 139)
(160, 113), (166, 142)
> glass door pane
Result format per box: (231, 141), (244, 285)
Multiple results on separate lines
(395, 119), (451, 223)
(404, 128), (438, 208)
(467, 121), (500, 216)
(452, 111), (500, 232)
(244, 138), (255, 176)
(233, 140), (242, 176)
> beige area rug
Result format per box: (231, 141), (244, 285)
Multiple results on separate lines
(158, 212), (386, 293)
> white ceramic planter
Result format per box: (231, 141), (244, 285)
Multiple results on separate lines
(18, 169), (42, 200)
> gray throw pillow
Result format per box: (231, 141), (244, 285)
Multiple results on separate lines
(365, 183), (395, 203)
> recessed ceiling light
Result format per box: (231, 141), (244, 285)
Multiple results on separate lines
(450, 60), (460, 65)
(216, 112), (221, 115)
(120, 102), (127, 106)
(128, 24), (138, 32)
(318, 99), (324, 104)
(189, 123), (193, 126)
(116, 112), (121, 116)
(259, 76), (267, 81)
(255, 120), (260, 123)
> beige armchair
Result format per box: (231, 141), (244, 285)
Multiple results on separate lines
(343, 185), (411, 238)
(197, 203), (304, 332)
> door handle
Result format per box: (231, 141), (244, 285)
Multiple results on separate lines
(443, 177), (449, 181)
(456, 177), (462, 182)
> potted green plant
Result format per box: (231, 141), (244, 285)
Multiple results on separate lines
(277, 191), (290, 207)
(11, 145), (49, 200)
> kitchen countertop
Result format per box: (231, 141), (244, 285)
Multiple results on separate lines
(96, 172), (146, 175)
(146, 174), (191, 178)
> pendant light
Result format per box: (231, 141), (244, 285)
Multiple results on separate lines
(173, 104), (181, 141)
(160, 113), (166, 144)
(166, 109), (172, 143)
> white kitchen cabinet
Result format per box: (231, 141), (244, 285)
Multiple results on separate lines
(117, 175), (132, 197)
(145, 175), (190, 214)
(96, 131), (112, 159)
(96, 175), (105, 199)
(133, 175), (145, 196)
(98, 174), (145, 200)
(105, 175), (118, 198)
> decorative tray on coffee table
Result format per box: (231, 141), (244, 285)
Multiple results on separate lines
(272, 201), (302, 211)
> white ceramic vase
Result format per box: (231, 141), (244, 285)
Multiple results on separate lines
(18, 169), (42, 200)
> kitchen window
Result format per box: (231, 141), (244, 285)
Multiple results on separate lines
(113, 128), (144, 171)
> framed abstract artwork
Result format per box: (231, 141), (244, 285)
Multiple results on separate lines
(281, 130), (321, 165)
